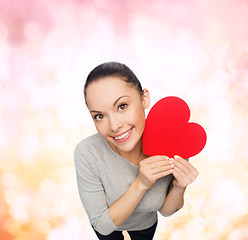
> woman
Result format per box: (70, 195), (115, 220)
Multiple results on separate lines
(74, 62), (199, 240)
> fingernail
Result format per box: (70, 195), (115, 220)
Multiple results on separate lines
(164, 156), (169, 160)
(169, 158), (174, 164)
(171, 164), (174, 168)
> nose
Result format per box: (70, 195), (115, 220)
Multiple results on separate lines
(109, 115), (123, 132)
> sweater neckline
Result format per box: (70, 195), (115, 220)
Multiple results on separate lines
(99, 134), (140, 168)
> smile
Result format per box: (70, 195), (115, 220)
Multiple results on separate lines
(113, 128), (132, 141)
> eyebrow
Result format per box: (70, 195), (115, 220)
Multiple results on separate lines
(90, 95), (129, 113)
(113, 95), (129, 106)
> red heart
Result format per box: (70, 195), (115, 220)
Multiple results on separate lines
(143, 96), (207, 159)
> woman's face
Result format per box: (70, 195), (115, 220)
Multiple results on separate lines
(85, 76), (150, 154)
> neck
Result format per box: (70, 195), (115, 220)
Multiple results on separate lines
(112, 138), (147, 165)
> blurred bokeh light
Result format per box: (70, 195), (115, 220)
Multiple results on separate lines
(1, 0), (248, 239)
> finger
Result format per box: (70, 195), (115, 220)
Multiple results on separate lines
(140, 155), (170, 166)
(153, 169), (174, 180)
(172, 167), (190, 187)
(173, 166), (196, 183)
(174, 156), (199, 177)
(172, 166), (184, 181)
(150, 164), (174, 175)
(149, 159), (174, 169)
(174, 155), (197, 172)
(173, 159), (190, 176)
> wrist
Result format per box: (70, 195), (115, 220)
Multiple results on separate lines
(134, 178), (149, 193)
(172, 185), (186, 192)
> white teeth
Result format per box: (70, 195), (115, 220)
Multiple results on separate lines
(115, 129), (132, 140)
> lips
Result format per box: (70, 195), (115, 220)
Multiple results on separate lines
(112, 127), (133, 142)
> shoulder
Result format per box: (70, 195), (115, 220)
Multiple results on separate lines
(74, 133), (108, 165)
(75, 133), (103, 151)
(74, 133), (106, 157)
(74, 133), (104, 172)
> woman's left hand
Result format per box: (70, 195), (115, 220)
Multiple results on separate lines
(171, 155), (199, 189)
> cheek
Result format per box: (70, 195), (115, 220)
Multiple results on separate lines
(95, 122), (108, 136)
(138, 115), (146, 132)
(128, 107), (146, 126)
(137, 110), (146, 132)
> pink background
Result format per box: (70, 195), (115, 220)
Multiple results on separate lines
(1, 0), (248, 239)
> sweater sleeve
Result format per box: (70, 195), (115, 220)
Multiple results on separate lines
(74, 146), (118, 235)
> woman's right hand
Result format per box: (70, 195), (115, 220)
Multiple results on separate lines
(137, 156), (174, 191)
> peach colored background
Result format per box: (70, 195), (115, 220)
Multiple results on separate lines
(1, 0), (248, 239)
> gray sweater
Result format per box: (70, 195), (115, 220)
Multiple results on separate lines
(74, 133), (173, 235)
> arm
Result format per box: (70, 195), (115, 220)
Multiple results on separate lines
(108, 178), (146, 227)
(76, 143), (197, 234)
(75, 146), (174, 235)
(159, 155), (199, 216)
(159, 185), (186, 216)
(75, 148), (117, 235)
(109, 156), (174, 226)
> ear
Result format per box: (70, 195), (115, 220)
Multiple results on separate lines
(142, 88), (150, 109)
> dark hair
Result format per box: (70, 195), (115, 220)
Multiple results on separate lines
(84, 62), (143, 99)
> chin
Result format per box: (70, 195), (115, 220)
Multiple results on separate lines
(118, 137), (142, 153)
(118, 144), (136, 153)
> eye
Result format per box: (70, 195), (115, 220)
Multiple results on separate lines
(118, 104), (127, 111)
(94, 114), (105, 120)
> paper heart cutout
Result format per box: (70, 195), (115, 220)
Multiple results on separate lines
(143, 96), (207, 159)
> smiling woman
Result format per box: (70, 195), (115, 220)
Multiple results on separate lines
(86, 76), (149, 159)
(74, 62), (199, 239)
